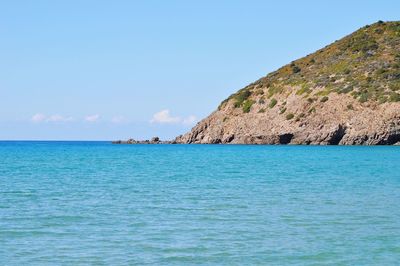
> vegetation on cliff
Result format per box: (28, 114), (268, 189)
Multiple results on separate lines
(219, 21), (400, 112)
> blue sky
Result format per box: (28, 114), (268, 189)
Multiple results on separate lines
(1, 1), (399, 140)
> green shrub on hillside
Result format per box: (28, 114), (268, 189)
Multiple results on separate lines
(290, 62), (301, 73)
(242, 100), (254, 113)
(286, 113), (294, 120)
(268, 98), (278, 108)
(337, 86), (353, 94)
(359, 93), (369, 103)
(389, 92), (400, 102)
(390, 82), (400, 91)
(296, 85), (311, 95)
(268, 86), (283, 98)
(343, 69), (351, 75)
(378, 96), (388, 104)
(234, 89), (251, 107)
(320, 96), (329, 102)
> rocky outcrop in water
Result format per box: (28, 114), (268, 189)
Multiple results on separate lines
(112, 137), (175, 144)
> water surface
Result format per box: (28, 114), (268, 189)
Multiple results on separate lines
(1, 142), (399, 265)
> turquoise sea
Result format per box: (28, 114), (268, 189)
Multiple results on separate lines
(0, 141), (399, 265)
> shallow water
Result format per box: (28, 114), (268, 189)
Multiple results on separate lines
(1, 142), (399, 265)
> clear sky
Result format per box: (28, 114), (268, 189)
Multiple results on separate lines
(1, 0), (399, 140)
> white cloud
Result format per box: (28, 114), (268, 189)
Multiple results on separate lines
(85, 114), (100, 122)
(183, 115), (197, 125)
(31, 113), (73, 123)
(47, 114), (73, 122)
(150, 110), (197, 125)
(150, 109), (181, 124)
(31, 113), (46, 123)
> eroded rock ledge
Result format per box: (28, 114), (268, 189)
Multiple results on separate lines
(174, 93), (400, 145)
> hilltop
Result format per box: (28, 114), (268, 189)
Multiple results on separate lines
(176, 21), (400, 145)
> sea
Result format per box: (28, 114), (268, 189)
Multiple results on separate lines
(0, 141), (399, 265)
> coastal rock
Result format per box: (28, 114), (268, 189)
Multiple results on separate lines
(151, 137), (160, 144)
(112, 137), (173, 144)
(175, 21), (400, 145)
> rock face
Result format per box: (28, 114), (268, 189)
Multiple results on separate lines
(176, 21), (400, 145)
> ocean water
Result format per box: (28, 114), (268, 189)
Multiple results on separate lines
(0, 142), (399, 265)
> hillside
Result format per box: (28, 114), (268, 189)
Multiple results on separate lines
(176, 21), (400, 145)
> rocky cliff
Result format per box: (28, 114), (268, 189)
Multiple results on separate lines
(176, 21), (400, 145)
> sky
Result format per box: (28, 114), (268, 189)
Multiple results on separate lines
(1, 0), (399, 140)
